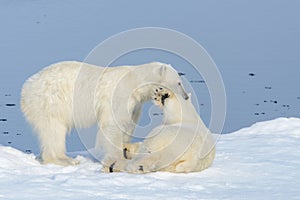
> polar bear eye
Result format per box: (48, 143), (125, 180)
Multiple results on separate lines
(178, 82), (181, 86)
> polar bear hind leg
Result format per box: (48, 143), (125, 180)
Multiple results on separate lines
(35, 118), (79, 166)
(174, 159), (197, 173)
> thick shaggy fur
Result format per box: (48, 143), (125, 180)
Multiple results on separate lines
(122, 88), (215, 173)
(21, 61), (188, 167)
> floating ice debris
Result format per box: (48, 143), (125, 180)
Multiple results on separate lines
(283, 104), (290, 108)
(5, 104), (16, 107)
(25, 149), (32, 154)
(190, 80), (205, 83)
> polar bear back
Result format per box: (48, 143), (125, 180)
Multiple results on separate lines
(21, 61), (134, 129)
(21, 61), (82, 129)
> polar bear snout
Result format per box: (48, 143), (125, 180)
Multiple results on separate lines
(183, 93), (189, 100)
(176, 82), (189, 100)
(180, 88), (189, 100)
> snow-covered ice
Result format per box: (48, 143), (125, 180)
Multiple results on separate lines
(0, 117), (299, 200)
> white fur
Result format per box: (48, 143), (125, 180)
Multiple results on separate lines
(21, 61), (188, 166)
(123, 89), (215, 173)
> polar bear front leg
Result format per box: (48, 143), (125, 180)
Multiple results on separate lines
(96, 102), (143, 172)
(96, 124), (129, 172)
(125, 152), (163, 173)
(121, 103), (142, 144)
(105, 142), (143, 173)
(123, 142), (142, 159)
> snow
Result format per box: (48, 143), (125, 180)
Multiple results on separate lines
(0, 118), (299, 199)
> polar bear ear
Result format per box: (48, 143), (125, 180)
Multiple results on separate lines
(158, 64), (167, 77)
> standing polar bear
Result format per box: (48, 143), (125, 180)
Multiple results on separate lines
(120, 87), (215, 173)
(21, 61), (189, 167)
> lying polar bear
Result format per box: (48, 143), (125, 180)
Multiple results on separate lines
(115, 87), (216, 173)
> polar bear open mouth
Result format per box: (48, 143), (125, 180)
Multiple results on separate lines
(161, 93), (170, 106)
(153, 88), (171, 106)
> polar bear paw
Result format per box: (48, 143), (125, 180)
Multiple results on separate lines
(39, 156), (80, 166)
(153, 87), (170, 107)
